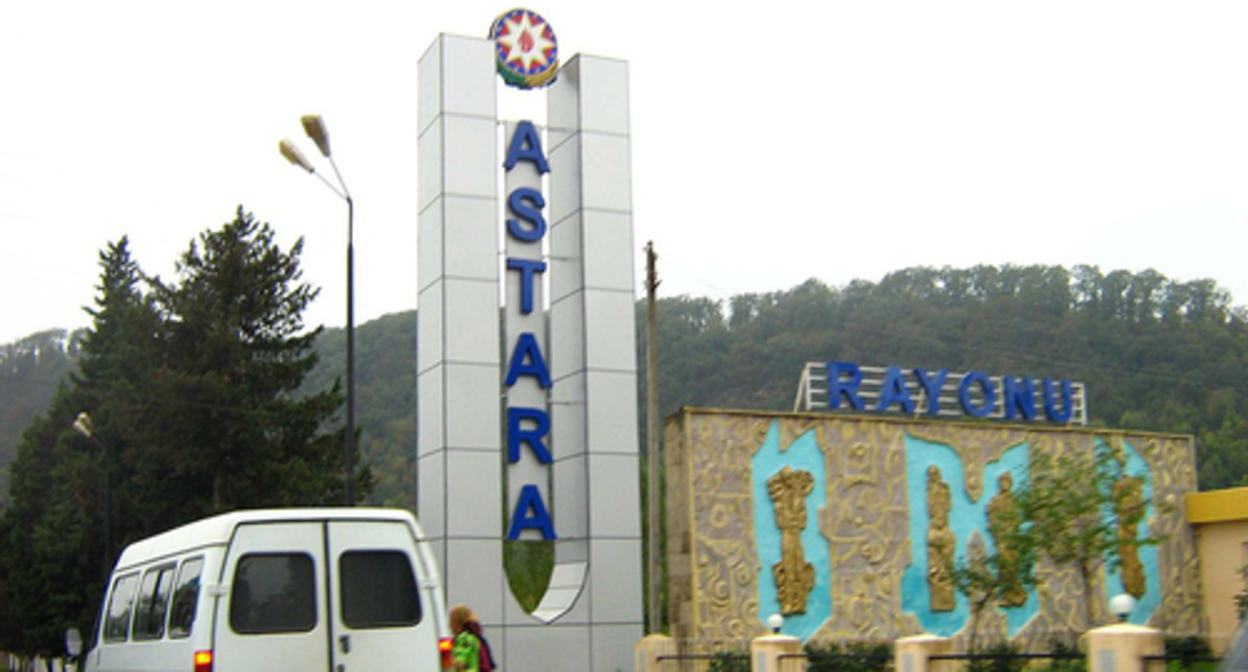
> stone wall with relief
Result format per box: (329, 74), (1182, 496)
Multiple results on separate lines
(663, 408), (1203, 645)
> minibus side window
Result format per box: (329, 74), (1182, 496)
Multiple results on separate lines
(230, 553), (316, 634)
(339, 551), (421, 628)
(103, 573), (139, 642)
(168, 557), (203, 638)
(132, 564), (175, 640)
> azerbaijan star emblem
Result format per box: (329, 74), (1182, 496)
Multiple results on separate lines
(489, 8), (559, 89)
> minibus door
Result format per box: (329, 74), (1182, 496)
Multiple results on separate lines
(327, 520), (435, 672)
(214, 521), (332, 671)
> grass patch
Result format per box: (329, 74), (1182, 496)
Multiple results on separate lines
(503, 539), (554, 613)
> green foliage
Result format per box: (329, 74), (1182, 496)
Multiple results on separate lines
(967, 642), (1027, 672)
(10, 263), (1248, 510)
(805, 641), (893, 672)
(0, 329), (85, 497)
(1033, 638), (1086, 672)
(952, 536), (1038, 652)
(1236, 565), (1248, 624)
(133, 208), (350, 518)
(1164, 636), (1217, 672)
(705, 650), (750, 672)
(1021, 441), (1164, 629)
(952, 428), (1174, 642)
(6, 262), (1248, 652)
(300, 311), (414, 508)
(503, 540), (554, 614)
(0, 210), (352, 657)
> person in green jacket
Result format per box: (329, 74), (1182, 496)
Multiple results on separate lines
(450, 605), (482, 672)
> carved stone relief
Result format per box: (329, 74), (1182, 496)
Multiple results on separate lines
(665, 409), (1204, 644)
(926, 466), (957, 612)
(768, 466), (816, 615)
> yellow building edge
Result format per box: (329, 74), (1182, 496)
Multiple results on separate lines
(1187, 487), (1248, 524)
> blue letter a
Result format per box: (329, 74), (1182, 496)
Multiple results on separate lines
(507, 485), (557, 540)
(503, 120), (550, 174)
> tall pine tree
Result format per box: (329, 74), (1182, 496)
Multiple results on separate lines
(0, 208), (356, 658)
(140, 206), (350, 521)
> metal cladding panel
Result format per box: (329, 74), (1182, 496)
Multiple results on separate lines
(579, 133), (632, 213)
(438, 37), (497, 118)
(576, 58), (630, 135)
(550, 370), (587, 459)
(593, 624), (646, 672)
(444, 116), (498, 199)
(547, 56), (579, 132)
(446, 538), (506, 623)
(548, 212), (583, 302)
(417, 31), (499, 446)
(418, 34), (497, 132)
(444, 279), (500, 364)
(546, 50), (644, 655)
(588, 455), (641, 538)
(416, 121), (444, 216)
(416, 364), (443, 456)
(589, 539), (645, 619)
(505, 624), (590, 672)
(421, 29), (639, 671)
(586, 371), (639, 455)
(444, 362), (501, 449)
(416, 37), (442, 134)
(548, 295), (585, 382)
(553, 453), (589, 540)
(446, 450), (505, 537)
(547, 55), (630, 136)
(584, 291), (637, 372)
(582, 210), (634, 290)
(444, 196), (500, 281)
(416, 282), (443, 374)
(547, 132), (582, 224)
(417, 200), (443, 291)
(416, 451), (445, 537)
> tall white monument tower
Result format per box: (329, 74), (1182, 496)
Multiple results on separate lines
(416, 10), (643, 671)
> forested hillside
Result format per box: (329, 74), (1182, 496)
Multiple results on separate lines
(299, 311), (417, 507)
(0, 329), (85, 494)
(5, 263), (1248, 507)
(641, 265), (1248, 491)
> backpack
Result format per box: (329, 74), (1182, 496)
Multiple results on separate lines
(478, 633), (496, 672)
(468, 622), (495, 672)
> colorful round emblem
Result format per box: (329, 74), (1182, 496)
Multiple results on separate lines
(489, 8), (559, 90)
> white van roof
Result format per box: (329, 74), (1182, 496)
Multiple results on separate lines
(114, 508), (423, 572)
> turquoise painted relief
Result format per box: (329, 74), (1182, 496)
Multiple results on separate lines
(1101, 438), (1160, 625)
(752, 421), (830, 640)
(748, 423), (1160, 641)
(900, 434), (1160, 636)
(900, 436), (1035, 637)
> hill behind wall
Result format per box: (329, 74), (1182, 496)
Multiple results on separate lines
(6, 264), (1248, 503)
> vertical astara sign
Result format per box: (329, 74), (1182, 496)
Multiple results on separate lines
(417, 8), (643, 672)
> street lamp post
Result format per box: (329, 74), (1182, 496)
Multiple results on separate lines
(280, 115), (356, 506)
(72, 412), (110, 580)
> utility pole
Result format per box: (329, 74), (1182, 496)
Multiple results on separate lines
(645, 241), (662, 634)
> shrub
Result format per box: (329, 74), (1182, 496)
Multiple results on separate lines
(805, 641), (893, 672)
(967, 642), (1026, 672)
(1164, 636), (1216, 672)
(706, 650), (749, 672)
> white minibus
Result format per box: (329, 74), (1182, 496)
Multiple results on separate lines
(76, 508), (451, 672)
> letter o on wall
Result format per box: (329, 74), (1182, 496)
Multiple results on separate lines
(958, 371), (996, 418)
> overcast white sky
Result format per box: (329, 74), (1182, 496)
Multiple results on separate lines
(2, 2), (1247, 347)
